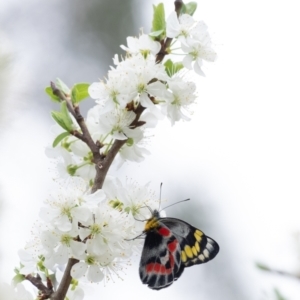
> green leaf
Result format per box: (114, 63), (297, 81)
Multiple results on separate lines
(164, 59), (184, 77)
(181, 2), (197, 16)
(12, 274), (25, 285)
(255, 262), (270, 271)
(51, 111), (69, 131)
(56, 78), (70, 95)
(52, 131), (70, 147)
(71, 83), (90, 104)
(152, 3), (166, 40)
(51, 101), (74, 132)
(61, 101), (74, 129)
(45, 86), (60, 103)
(149, 30), (164, 37)
(274, 288), (288, 300)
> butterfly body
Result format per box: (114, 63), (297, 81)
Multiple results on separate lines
(139, 209), (219, 290)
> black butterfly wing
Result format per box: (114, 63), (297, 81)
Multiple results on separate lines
(160, 217), (219, 267)
(139, 222), (184, 290)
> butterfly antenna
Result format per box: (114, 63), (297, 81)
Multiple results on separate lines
(124, 231), (145, 241)
(133, 216), (147, 222)
(139, 204), (153, 215)
(158, 182), (163, 211)
(132, 204), (153, 222)
(161, 198), (190, 212)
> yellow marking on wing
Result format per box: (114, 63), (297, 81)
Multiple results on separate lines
(195, 230), (203, 236)
(194, 230), (203, 242)
(184, 245), (193, 258)
(195, 241), (200, 252)
(192, 246), (197, 256)
(181, 251), (187, 263)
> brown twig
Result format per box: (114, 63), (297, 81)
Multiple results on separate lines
(51, 82), (76, 118)
(26, 274), (53, 299)
(91, 139), (127, 193)
(51, 82), (101, 148)
(91, 103), (146, 193)
(156, 0), (183, 63)
(174, 0), (183, 16)
(51, 82), (103, 160)
(50, 258), (78, 300)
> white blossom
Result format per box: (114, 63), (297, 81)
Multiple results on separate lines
(88, 70), (133, 109)
(39, 178), (92, 231)
(79, 201), (131, 258)
(97, 108), (137, 140)
(41, 222), (86, 268)
(102, 177), (158, 226)
(163, 78), (197, 124)
(71, 254), (105, 283)
(166, 11), (195, 44)
(120, 34), (161, 57)
(182, 38), (216, 76)
(46, 126), (96, 182)
(66, 286), (84, 300)
(117, 129), (150, 166)
(18, 249), (39, 275)
(166, 11), (216, 76)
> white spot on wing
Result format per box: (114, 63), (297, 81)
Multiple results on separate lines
(199, 254), (205, 261)
(203, 249), (209, 258)
(206, 242), (214, 251)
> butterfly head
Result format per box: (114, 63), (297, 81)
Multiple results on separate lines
(144, 209), (160, 233)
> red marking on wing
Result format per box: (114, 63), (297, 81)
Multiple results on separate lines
(169, 251), (175, 268)
(145, 240), (179, 276)
(158, 227), (171, 237)
(146, 263), (172, 275)
(167, 239), (178, 253)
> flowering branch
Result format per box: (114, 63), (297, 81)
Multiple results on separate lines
(51, 81), (103, 156)
(26, 274), (53, 299)
(50, 259), (78, 300)
(10, 1), (217, 299)
(156, 0), (183, 63)
(91, 139), (126, 192)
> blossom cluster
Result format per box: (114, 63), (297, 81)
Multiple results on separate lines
(45, 11), (215, 182)
(166, 11), (216, 75)
(89, 12), (215, 125)
(16, 177), (158, 299)
(12, 3), (216, 299)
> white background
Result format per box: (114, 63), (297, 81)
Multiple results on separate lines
(0, 0), (300, 299)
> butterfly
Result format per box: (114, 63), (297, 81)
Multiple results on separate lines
(139, 209), (219, 290)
